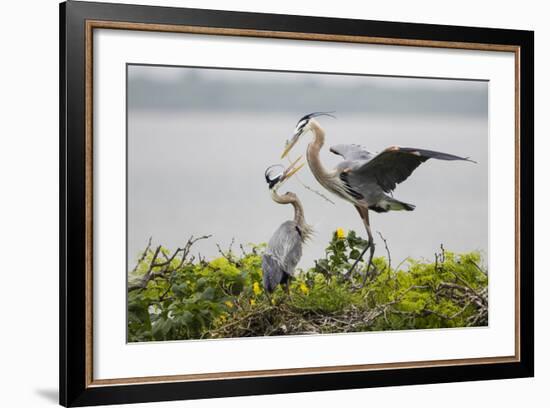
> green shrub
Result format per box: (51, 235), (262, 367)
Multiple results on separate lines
(127, 232), (487, 342)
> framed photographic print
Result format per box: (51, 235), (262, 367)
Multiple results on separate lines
(59, 1), (534, 406)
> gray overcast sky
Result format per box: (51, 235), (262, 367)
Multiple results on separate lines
(127, 65), (488, 270)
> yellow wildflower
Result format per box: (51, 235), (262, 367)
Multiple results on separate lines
(299, 282), (309, 295)
(224, 301), (234, 309)
(214, 314), (227, 326)
(253, 282), (262, 295)
(250, 299), (256, 306)
(336, 227), (346, 239)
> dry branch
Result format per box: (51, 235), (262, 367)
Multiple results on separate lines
(128, 234), (211, 291)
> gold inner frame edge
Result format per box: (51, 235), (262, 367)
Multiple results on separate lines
(84, 19), (521, 388)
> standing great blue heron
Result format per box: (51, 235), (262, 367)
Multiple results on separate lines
(262, 157), (313, 294)
(281, 112), (474, 280)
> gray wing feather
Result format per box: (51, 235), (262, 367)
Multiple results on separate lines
(264, 220), (303, 278)
(350, 146), (474, 193)
(262, 254), (285, 293)
(329, 144), (374, 162)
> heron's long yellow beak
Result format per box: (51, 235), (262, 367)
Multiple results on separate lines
(281, 134), (300, 159)
(285, 163), (305, 180)
(282, 155), (305, 181)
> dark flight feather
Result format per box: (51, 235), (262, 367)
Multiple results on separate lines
(356, 146), (475, 193)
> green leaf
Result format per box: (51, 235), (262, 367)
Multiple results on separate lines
(201, 287), (216, 301)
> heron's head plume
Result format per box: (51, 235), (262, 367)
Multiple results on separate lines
(281, 112), (335, 158)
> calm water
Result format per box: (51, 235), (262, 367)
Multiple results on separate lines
(127, 112), (488, 270)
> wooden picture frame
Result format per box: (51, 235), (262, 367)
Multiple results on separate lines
(60, 1), (534, 406)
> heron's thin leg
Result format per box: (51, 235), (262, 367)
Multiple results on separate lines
(346, 206), (372, 278)
(361, 219), (376, 287)
(347, 242), (370, 278)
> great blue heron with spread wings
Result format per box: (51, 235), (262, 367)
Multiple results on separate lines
(262, 157), (313, 294)
(281, 112), (475, 280)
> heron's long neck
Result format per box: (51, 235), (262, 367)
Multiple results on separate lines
(306, 120), (331, 181)
(271, 191), (306, 228)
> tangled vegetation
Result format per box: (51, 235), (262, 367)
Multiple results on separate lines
(127, 231), (488, 342)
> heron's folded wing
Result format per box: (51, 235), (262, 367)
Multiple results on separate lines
(262, 254), (285, 293)
(280, 224), (303, 276)
(267, 221), (303, 276)
(352, 146), (474, 193)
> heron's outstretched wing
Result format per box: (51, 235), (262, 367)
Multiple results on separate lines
(329, 144), (374, 162)
(351, 146), (474, 193)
